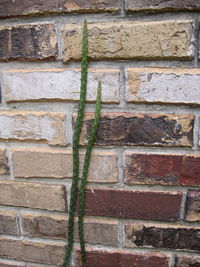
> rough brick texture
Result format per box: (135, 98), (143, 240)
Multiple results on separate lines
(124, 222), (200, 252)
(126, 0), (200, 12)
(185, 190), (200, 222)
(21, 213), (118, 246)
(81, 188), (182, 221)
(125, 68), (200, 105)
(123, 152), (200, 186)
(0, 261), (25, 267)
(62, 20), (193, 61)
(4, 68), (120, 103)
(0, 149), (9, 175)
(0, 238), (65, 265)
(75, 249), (170, 267)
(0, 180), (67, 211)
(12, 147), (118, 182)
(0, 210), (18, 235)
(0, 24), (57, 61)
(175, 255), (200, 267)
(77, 113), (194, 147)
(0, 111), (66, 145)
(0, 0), (120, 18)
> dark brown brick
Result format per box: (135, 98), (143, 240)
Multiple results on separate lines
(126, 0), (200, 12)
(0, 149), (9, 175)
(0, 0), (119, 18)
(77, 113), (194, 147)
(80, 188), (182, 221)
(0, 210), (18, 235)
(124, 152), (200, 186)
(175, 255), (200, 267)
(185, 190), (200, 222)
(0, 24), (57, 61)
(75, 249), (170, 267)
(0, 237), (64, 265)
(124, 223), (200, 252)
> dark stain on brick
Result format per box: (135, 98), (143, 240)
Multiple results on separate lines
(185, 190), (200, 222)
(84, 115), (194, 146)
(175, 255), (200, 267)
(126, 224), (200, 252)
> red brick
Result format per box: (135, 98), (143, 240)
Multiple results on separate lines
(124, 152), (200, 186)
(75, 249), (170, 267)
(185, 190), (200, 222)
(76, 113), (194, 147)
(80, 188), (182, 221)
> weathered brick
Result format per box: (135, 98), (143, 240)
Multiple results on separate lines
(0, 260), (25, 267)
(124, 222), (200, 252)
(125, 68), (200, 105)
(123, 152), (200, 186)
(125, 0), (200, 12)
(0, 24), (57, 61)
(0, 210), (18, 235)
(62, 20), (193, 61)
(0, 111), (66, 145)
(80, 188), (182, 221)
(0, 149), (9, 175)
(76, 113), (194, 147)
(175, 255), (200, 267)
(0, 180), (67, 212)
(185, 190), (200, 222)
(0, 237), (64, 265)
(21, 213), (118, 246)
(4, 68), (119, 103)
(0, 0), (119, 18)
(75, 249), (170, 267)
(12, 147), (118, 183)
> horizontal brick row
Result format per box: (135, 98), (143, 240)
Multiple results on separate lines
(0, 24), (57, 61)
(0, 180), (67, 211)
(124, 222), (200, 252)
(0, 0), (120, 18)
(0, 260), (25, 267)
(78, 112), (194, 147)
(12, 148), (118, 183)
(62, 20), (194, 61)
(0, 111), (66, 145)
(75, 249), (170, 267)
(3, 68), (120, 103)
(123, 152), (200, 186)
(125, 0), (200, 12)
(0, 149), (9, 174)
(81, 188), (182, 221)
(21, 213), (118, 246)
(125, 68), (200, 105)
(0, 210), (18, 235)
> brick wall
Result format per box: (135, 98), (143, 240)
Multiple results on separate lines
(0, 1), (200, 267)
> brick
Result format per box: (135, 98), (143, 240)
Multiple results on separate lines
(62, 20), (193, 62)
(4, 68), (120, 103)
(123, 152), (200, 186)
(80, 188), (182, 221)
(0, 237), (64, 265)
(0, 180), (67, 212)
(125, 68), (200, 105)
(21, 212), (118, 246)
(75, 249), (170, 267)
(12, 147), (118, 183)
(0, 260), (25, 267)
(0, 0), (119, 18)
(0, 149), (9, 175)
(0, 210), (18, 235)
(124, 222), (200, 252)
(0, 24), (57, 61)
(175, 255), (200, 267)
(0, 111), (66, 145)
(76, 113), (194, 147)
(185, 190), (200, 222)
(126, 0), (200, 12)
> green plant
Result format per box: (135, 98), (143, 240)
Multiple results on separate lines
(63, 19), (101, 267)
